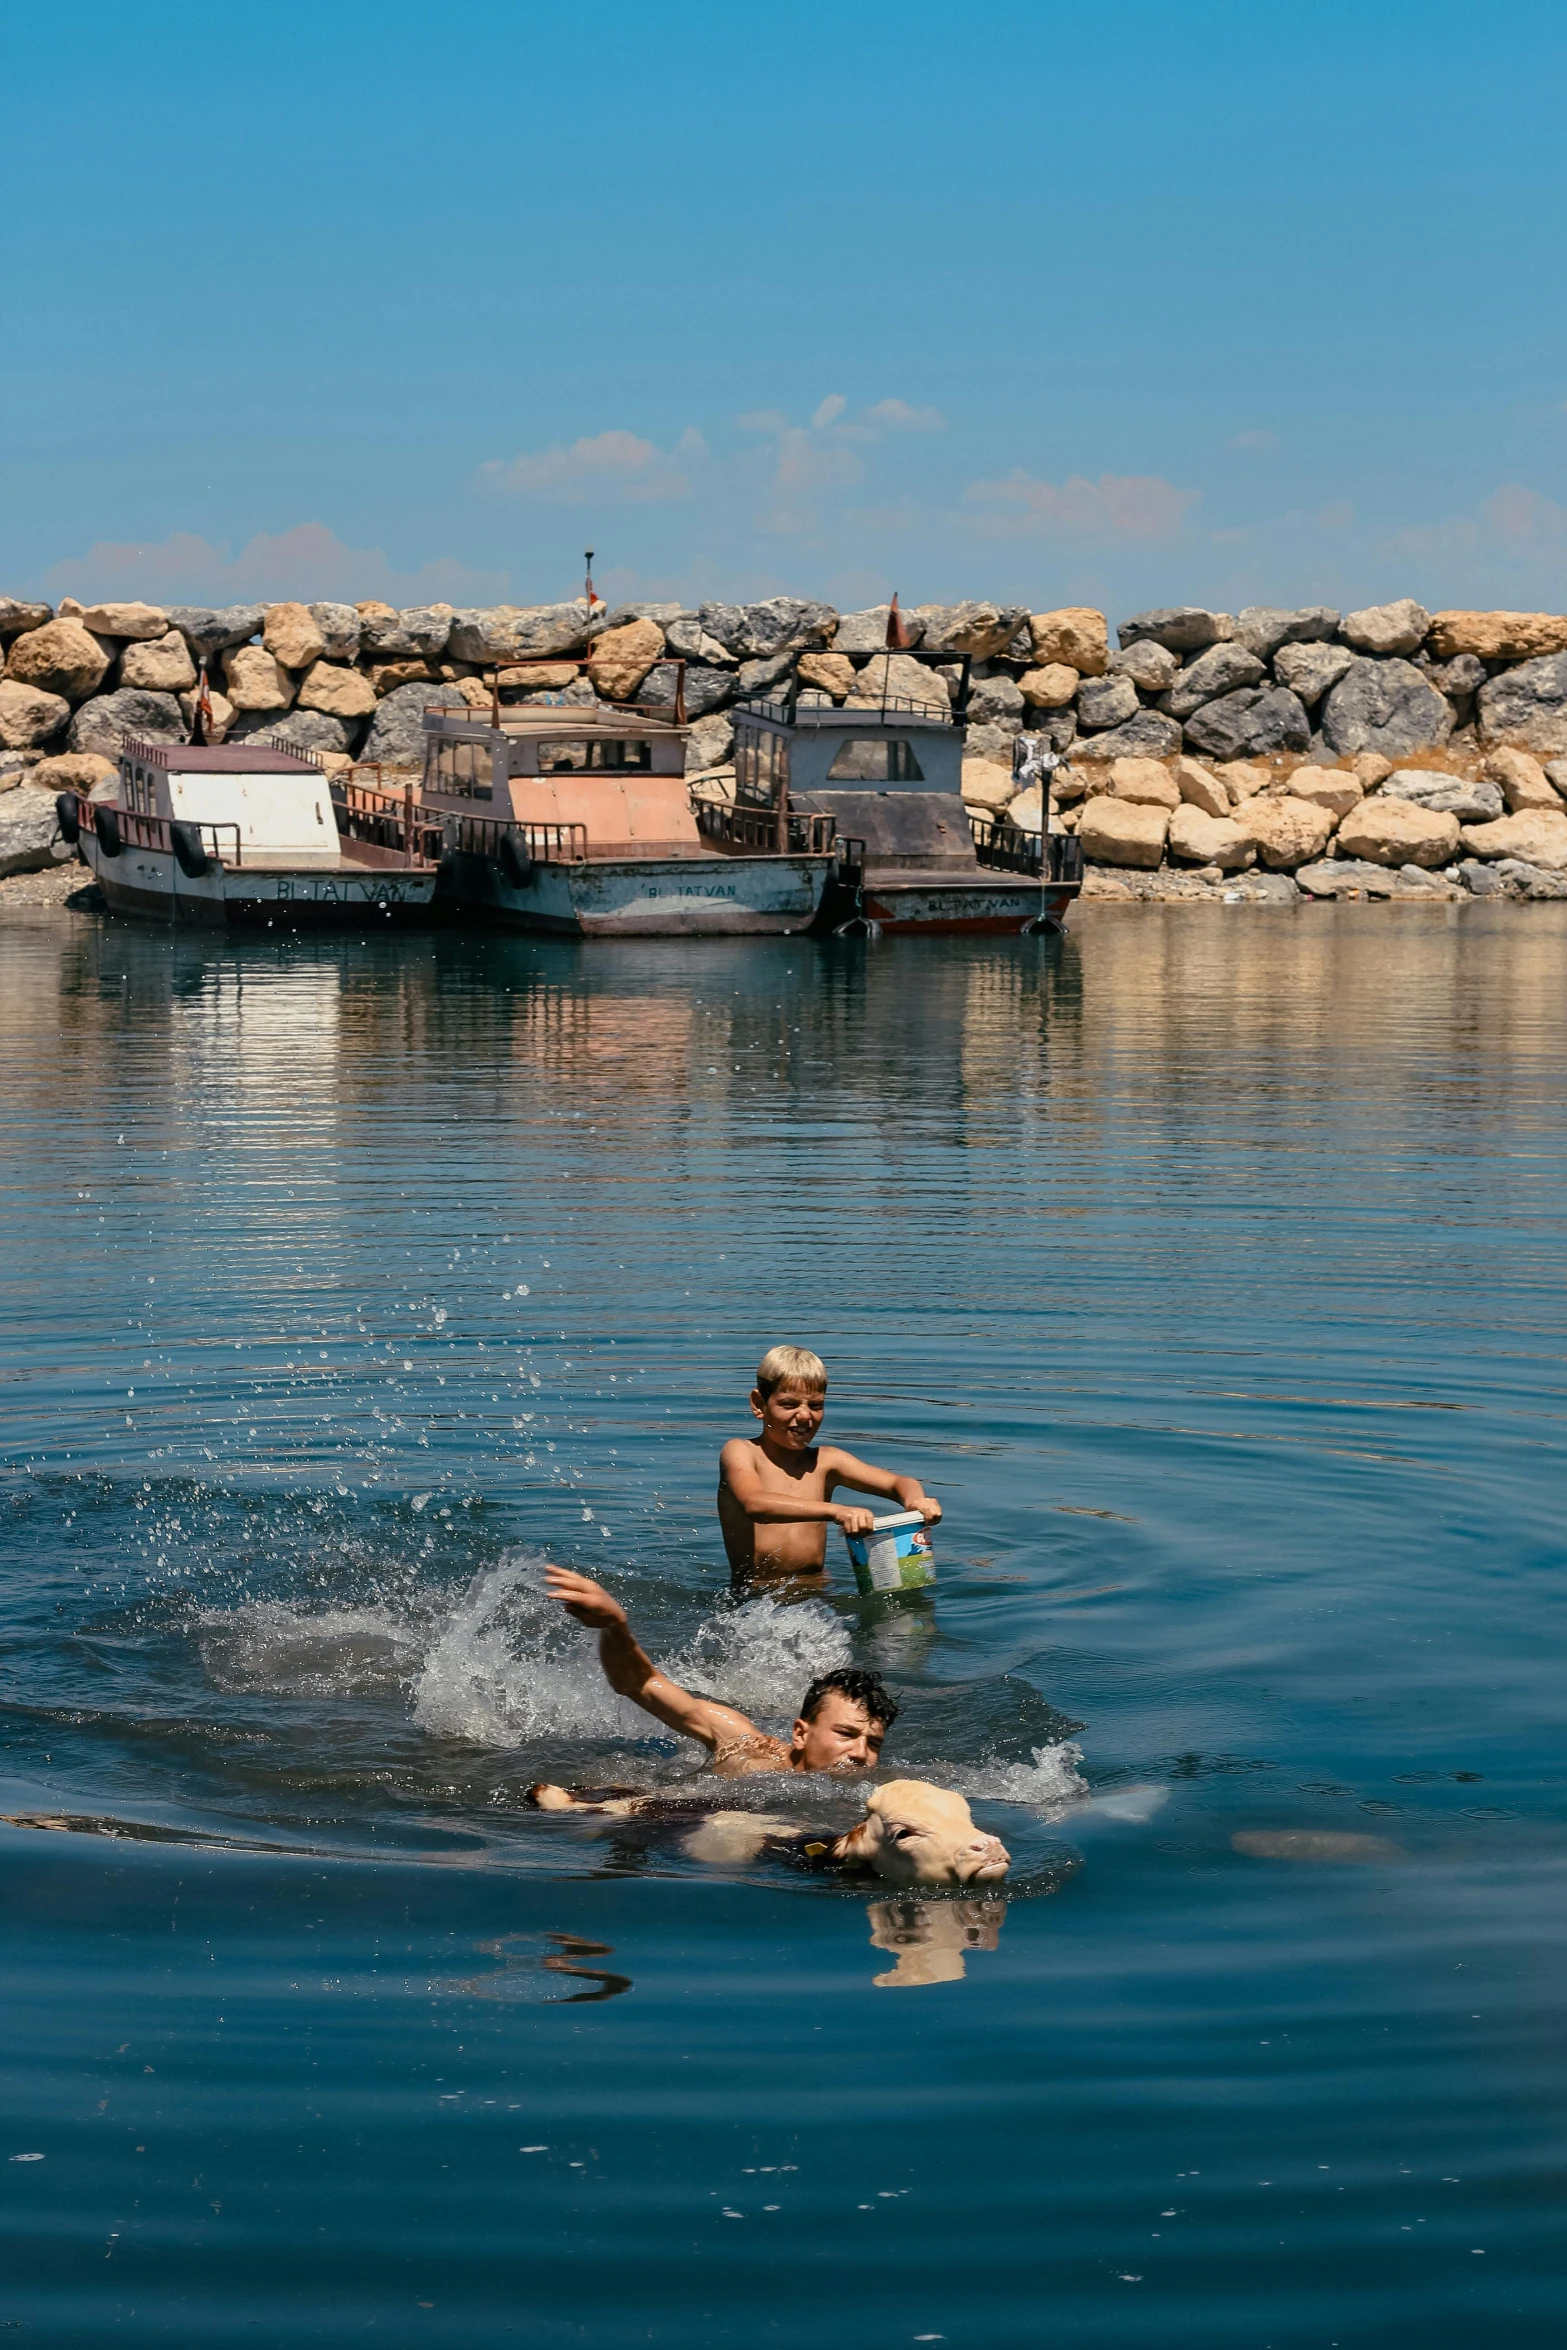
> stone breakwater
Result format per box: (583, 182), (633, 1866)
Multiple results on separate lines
(3, 587), (1567, 900)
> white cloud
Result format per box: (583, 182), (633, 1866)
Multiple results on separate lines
(479, 427), (703, 502)
(863, 399), (945, 433)
(42, 522), (507, 606)
(964, 469), (1199, 542)
(810, 394), (847, 429)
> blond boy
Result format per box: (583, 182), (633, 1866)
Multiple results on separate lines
(717, 1344), (941, 1587)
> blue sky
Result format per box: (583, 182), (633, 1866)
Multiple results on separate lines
(7, 0), (1567, 619)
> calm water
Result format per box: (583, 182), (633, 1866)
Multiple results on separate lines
(3, 903), (1566, 2347)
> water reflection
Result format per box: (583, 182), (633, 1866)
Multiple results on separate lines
(866, 1897), (1008, 1989)
(445, 1930), (632, 2003)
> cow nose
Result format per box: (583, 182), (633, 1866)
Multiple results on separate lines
(956, 1835), (1011, 1882)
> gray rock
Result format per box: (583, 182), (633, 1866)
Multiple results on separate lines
(1341, 598), (1430, 656)
(1381, 768), (1503, 821)
(735, 597), (837, 659)
(1496, 857), (1567, 901)
(67, 689), (185, 757)
(1546, 760), (1567, 797)
(910, 601), (1024, 658)
(696, 602), (747, 653)
(0, 597), (52, 639)
(665, 613), (736, 665)
(1273, 640), (1356, 705)
(360, 680), (468, 766)
(684, 712), (735, 774)
(1233, 606), (1340, 659)
(1429, 652), (1486, 700)
(1184, 686), (1310, 760)
(1108, 639), (1179, 691)
(1215, 868), (1299, 903)
(1162, 641), (1265, 718)
(447, 602), (593, 663)
(1066, 710), (1181, 761)
(229, 707), (354, 756)
(1117, 606), (1229, 654)
(964, 720), (1023, 763)
(166, 604), (265, 659)
(832, 606), (926, 653)
(969, 674), (1025, 723)
(1030, 707), (1078, 752)
(1457, 858), (1507, 897)
(1322, 658), (1454, 756)
(638, 662), (737, 719)
(1296, 857), (1401, 898)
(400, 605), (455, 660)
(1076, 676), (1141, 731)
(736, 650), (798, 697)
(0, 785), (74, 877)
(1477, 652), (1567, 754)
(307, 602), (361, 662)
(592, 602), (682, 632)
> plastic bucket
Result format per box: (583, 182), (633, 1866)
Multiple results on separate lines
(844, 1509), (936, 1597)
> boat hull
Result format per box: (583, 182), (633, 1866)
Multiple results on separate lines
(78, 836), (438, 926)
(823, 872), (1078, 935)
(438, 849), (831, 937)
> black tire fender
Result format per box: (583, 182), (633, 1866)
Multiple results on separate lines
(170, 820), (210, 878)
(55, 792), (80, 844)
(94, 806), (124, 859)
(498, 830), (533, 888)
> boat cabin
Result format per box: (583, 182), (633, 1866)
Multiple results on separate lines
(731, 674), (967, 807)
(420, 700), (705, 856)
(117, 737), (340, 866)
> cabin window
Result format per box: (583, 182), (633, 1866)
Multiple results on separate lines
(428, 737), (492, 799)
(734, 726), (789, 807)
(824, 737), (925, 783)
(538, 738), (654, 774)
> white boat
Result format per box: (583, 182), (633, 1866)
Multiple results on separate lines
(62, 737), (441, 926)
(421, 695), (839, 938)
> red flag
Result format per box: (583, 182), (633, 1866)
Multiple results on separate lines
(191, 662), (213, 747)
(584, 549), (605, 614)
(885, 592), (909, 651)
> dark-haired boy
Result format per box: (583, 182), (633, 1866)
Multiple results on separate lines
(539, 1564), (898, 1776)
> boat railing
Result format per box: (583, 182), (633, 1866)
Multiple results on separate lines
(738, 691), (955, 729)
(691, 794), (838, 857)
(968, 813), (1084, 884)
(82, 799), (243, 867)
(331, 770), (445, 865)
(444, 813), (589, 865)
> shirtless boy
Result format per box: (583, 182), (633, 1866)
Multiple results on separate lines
(717, 1344), (941, 1587)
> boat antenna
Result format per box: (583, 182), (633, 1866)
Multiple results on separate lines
(189, 661), (213, 747)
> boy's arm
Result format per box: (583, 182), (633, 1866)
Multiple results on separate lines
(542, 1566), (759, 1753)
(719, 1439), (877, 1536)
(820, 1447), (942, 1523)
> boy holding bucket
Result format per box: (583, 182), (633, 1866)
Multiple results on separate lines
(718, 1344), (941, 1591)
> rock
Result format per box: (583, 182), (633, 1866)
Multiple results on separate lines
(1457, 858), (1506, 897)
(1215, 759), (1269, 801)
(1213, 869), (1301, 904)
(830, 606), (925, 654)
(1028, 607), (1108, 675)
(1273, 640), (1356, 705)
(586, 618), (665, 701)
(959, 758), (1015, 812)
(740, 650), (802, 698)
(963, 720), (1022, 762)
(30, 750), (117, 795)
(1494, 857), (1567, 900)
(400, 606), (454, 660)
(684, 712), (735, 774)
(1295, 858), (1403, 898)
(1337, 796), (1460, 868)
(262, 602), (327, 671)
(592, 602), (682, 632)
(1240, 794), (1334, 870)
(7, 618), (112, 702)
(67, 688), (185, 757)
(738, 598), (838, 659)
(1018, 662), (1079, 708)
(119, 630), (196, 694)
(1321, 658), (1452, 757)
(77, 601), (167, 641)
(222, 645), (293, 712)
(1005, 785), (1047, 832)
(1284, 768), (1362, 818)
(1340, 598), (1430, 656)
(796, 651), (855, 700)
(1232, 606), (1340, 659)
(848, 654), (950, 713)
(1476, 651), (1567, 754)
(910, 601), (1021, 659)
(969, 674), (1025, 723)
(1456, 809), (1567, 868)
(229, 706), (353, 756)
(177, 686), (235, 742)
(166, 604), (265, 658)
(637, 662), (736, 720)
(1428, 653), (1487, 701)
(0, 679), (70, 748)
(1076, 676), (1140, 731)
(1078, 797), (1170, 868)
(306, 601), (362, 661)
(57, 598), (85, 616)
(0, 597), (52, 638)
(370, 660), (439, 695)
(1027, 706), (1078, 752)
(1381, 767), (1503, 821)
(448, 602), (594, 663)
(1067, 710), (1182, 762)
(1170, 755), (1229, 817)
(1163, 641), (1266, 717)
(356, 602), (412, 656)
(1185, 685), (1310, 760)
(0, 783), (73, 876)
(1107, 756), (1180, 809)
(1108, 639), (1180, 691)
(1428, 610), (1567, 662)
(360, 680), (468, 766)
(296, 660), (377, 719)
(1352, 751), (1394, 789)
(664, 613), (736, 665)
(1167, 804), (1256, 868)
(1393, 862), (1463, 897)
(1117, 607), (1229, 655)
(1546, 759), (1567, 800)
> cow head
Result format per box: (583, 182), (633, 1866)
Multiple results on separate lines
(829, 1780), (1011, 1886)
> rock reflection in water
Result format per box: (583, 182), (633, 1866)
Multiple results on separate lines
(867, 1897), (1007, 1990)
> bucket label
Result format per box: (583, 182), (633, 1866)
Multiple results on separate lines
(847, 1517), (936, 1595)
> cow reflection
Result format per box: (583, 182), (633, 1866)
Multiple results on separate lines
(867, 1898), (1008, 1989)
(445, 1930), (631, 2003)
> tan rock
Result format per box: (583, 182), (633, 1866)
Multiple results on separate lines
(222, 644), (293, 712)
(1241, 794), (1335, 870)
(7, 618), (111, 701)
(263, 601), (327, 671)
(56, 597), (85, 617)
(0, 678), (70, 748)
(77, 601), (168, 641)
(959, 758), (1015, 812)
(371, 660), (438, 695)
(450, 677), (493, 710)
(1108, 756), (1179, 809)
(29, 750), (117, 794)
(119, 629), (196, 693)
(851, 653), (950, 713)
(796, 651), (856, 701)
(586, 617), (664, 702)
(1028, 607), (1108, 677)
(1284, 768), (1363, 819)
(1215, 759), (1269, 802)
(1428, 610), (1567, 662)
(1172, 755), (1228, 818)
(493, 662), (576, 692)
(1338, 797), (1460, 868)
(1351, 751), (1394, 789)
(177, 687), (235, 743)
(1167, 804), (1256, 869)
(1480, 746), (1562, 811)
(1006, 785), (1044, 832)
(1456, 809), (1567, 869)
(1018, 662), (1079, 709)
(1077, 796), (1169, 868)
(297, 660), (377, 719)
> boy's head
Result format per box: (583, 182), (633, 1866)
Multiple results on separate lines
(752, 1344), (828, 1452)
(790, 1666), (898, 1772)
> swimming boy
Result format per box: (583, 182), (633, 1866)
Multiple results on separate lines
(717, 1344), (941, 1587)
(538, 1563), (897, 1777)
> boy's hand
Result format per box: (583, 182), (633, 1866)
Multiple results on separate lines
(918, 1497), (942, 1525)
(543, 1564), (628, 1630)
(833, 1503), (877, 1537)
